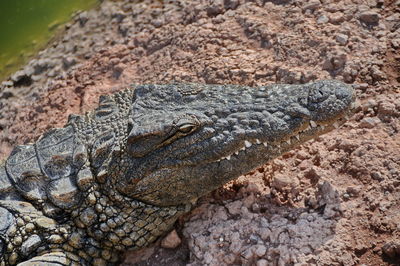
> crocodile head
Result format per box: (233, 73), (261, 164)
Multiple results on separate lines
(117, 80), (355, 206)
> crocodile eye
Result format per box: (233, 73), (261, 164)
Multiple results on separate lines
(178, 123), (196, 134)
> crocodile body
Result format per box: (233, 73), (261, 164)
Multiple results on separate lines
(0, 80), (355, 265)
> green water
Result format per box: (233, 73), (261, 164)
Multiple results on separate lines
(0, 0), (99, 82)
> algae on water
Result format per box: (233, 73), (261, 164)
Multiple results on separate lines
(0, 0), (98, 83)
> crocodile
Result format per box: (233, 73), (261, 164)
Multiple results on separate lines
(0, 80), (356, 265)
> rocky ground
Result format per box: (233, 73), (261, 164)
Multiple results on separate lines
(0, 0), (399, 265)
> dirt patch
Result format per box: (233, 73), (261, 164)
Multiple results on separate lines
(0, 0), (399, 265)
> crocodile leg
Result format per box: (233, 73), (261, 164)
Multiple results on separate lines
(17, 252), (80, 266)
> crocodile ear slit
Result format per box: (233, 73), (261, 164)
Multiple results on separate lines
(127, 119), (134, 135)
(127, 129), (166, 158)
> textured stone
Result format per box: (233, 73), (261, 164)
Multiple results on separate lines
(359, 117), (380, 128)
(253, 245), (267, 257)
(303, 0), (321, 12)
(257, 259), (268, 266)
(226, 200), (242, 215)
(317, 15), (329, 24)
(359, 11), (380, 24)
(161, 230), (181, 249)
(335, 33), (348, 45)
(271, 174), (297, 190)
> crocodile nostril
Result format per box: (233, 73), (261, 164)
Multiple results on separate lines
(309, 88), (329, 103)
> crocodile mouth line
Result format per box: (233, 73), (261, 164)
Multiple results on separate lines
(214, 100), (358, 163)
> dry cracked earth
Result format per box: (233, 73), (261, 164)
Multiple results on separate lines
(0, 0), (399, 265)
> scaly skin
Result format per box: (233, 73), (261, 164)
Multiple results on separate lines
(0, 80), (355, 265)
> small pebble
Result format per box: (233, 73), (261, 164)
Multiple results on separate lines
(359, 11), (380, 24)
(161, 230), (181, 249)
(335, 33), (348, 45)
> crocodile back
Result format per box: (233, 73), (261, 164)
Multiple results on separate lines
(1, 125), (91, 218)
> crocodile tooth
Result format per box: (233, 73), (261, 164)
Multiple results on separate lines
(333, 122), (340, 129)
(286, 139), (291, 145)
(263, 142), (268, 147)
(310, 120), (317, 128)
(255, 139), (261, 144)
(226, 155), (231, 160)
(295, 135), (300, 140)
(244, 140), (252, 148)
(240, 146), (246, 151)
(234, 151), (239, 155)
(345, 114), (350, 120)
